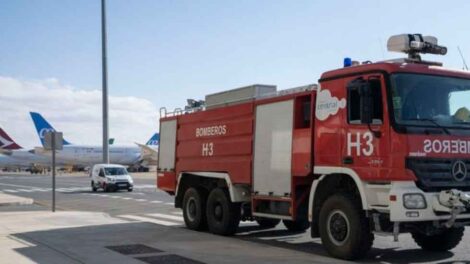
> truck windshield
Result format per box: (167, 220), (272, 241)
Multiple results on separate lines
(104, 167), (128, 176)
(390, 73), (470, 129)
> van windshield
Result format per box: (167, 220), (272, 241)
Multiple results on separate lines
(104, 167), (128, 176)
(390, 73), (470, 128)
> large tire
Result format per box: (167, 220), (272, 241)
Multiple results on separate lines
(256, 217), (281, 228)
(91, 181), (97, 192)
(319, 193), (374, 260)
(412, 227), (464, 251)
(182, 187), (207, 231)
(206, 188), (240, 235)
(283, 218), (309, 232)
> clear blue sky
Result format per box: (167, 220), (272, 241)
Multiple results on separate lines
(1, 0), (470, 111)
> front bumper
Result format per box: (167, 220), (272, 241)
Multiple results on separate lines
(108, 181), (133, 190)
(367, 181), (470, 222)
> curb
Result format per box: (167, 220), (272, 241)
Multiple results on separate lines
(0, 193), (34, 207)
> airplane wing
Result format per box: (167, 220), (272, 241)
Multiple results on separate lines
(135, 143), (158, 166)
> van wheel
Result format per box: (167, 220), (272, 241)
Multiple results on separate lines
(206, 188), (240, 235)
(91, 181), (97, 192)
(256, 217), (281, 228)
(283, 218), (309, 232)
(412, 227), (464, 251)
(128, 188), (133, 192)
(319, 193), (374, 260)
(183, 187), (207, 231)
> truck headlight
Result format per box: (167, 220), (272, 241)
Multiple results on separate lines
(403, 193), (427, 209)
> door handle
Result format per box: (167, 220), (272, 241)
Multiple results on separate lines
(343, 156), (354, 165)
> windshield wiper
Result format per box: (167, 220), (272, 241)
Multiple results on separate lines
(406, 118), (451, 135)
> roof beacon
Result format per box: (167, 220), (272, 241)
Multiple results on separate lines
(387, 34), (447, 64)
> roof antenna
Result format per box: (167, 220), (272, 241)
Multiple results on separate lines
(457, 46), (469, 70)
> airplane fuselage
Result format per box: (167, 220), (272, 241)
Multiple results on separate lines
(37, 145), (141, 166)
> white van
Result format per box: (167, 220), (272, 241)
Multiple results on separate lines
(90, 164), (134, 192)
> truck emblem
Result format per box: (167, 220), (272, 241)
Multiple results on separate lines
(452, 160), (467, 182)
(315, 88), (346, 121)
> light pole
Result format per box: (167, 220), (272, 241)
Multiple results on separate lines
(101, 0), (109, 164)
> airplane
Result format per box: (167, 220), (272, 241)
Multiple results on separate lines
(0, 128), (23, 151)
(0, 127), (52, 171)
(30, 112), (158, 167)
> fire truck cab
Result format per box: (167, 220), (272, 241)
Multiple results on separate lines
(157, 34), (470, 260)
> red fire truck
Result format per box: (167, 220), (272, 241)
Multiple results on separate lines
(157, 34), (470, 259)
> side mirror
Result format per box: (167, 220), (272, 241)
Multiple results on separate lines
(99, 171), (105, 177)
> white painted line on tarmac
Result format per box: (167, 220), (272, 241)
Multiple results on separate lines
(3, 189), (19, 193)
(147, 213), (184, 222)
(171, 211), (183, 215)
(61, 187), (81, 191)
(119, 215), (181, 226)
(150, 200), (162, 204)
(16, 189), (33, 192)
(0, 182), (42, 188)
(134, 184), (156, 189)
(32, 188), (49, 192)
(121, 197), (132, 200)
(164, 202), (174, 205)
(135, 199), (148, 202)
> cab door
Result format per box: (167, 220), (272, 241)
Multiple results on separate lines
(342, 74), (390, 181)
(97, 168), (106, 186)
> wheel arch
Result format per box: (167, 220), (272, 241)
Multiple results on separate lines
(175, 172), (250, 208)
(309, 166), (369, 236)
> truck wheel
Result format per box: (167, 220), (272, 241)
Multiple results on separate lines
(256, 217), (281, 228)
(412, 227), (464, 251)
(283, 219), (309, 232)
(319, 193), (373, 260)
(206, 188), (240, 235)
(91, 181), (97, 192)
(182, 187), (207, 231)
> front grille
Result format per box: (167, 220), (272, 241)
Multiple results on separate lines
(406, 158), (470, 191)
(115, 180), (129, 183)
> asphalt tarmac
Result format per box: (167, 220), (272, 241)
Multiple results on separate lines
(1, 172), (469, 264)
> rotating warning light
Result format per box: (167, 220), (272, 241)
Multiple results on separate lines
(387, 34), (447, 60)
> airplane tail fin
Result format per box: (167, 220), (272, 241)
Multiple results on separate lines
(0, 127), (22, 150)
(29, 112), (71, 147)
(145, 133), (159, 146)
